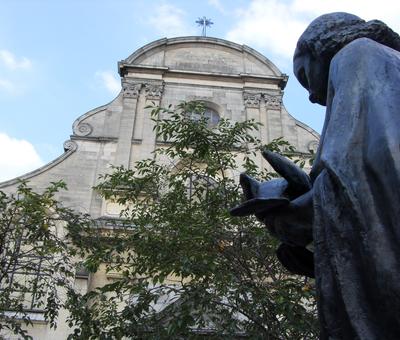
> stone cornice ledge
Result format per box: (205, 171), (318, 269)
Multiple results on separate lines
(71, 135), (118, 142)
(118, 63), (168, 76)
(120, 65), (288, 89)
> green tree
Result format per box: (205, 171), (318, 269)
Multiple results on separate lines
(0, 181), (91, 339)
(67, 101), (318, 339)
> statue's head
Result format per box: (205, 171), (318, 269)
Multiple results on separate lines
(293, 12), (400, 106)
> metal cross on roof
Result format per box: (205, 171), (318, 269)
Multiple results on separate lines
(196, 16), (214, 37)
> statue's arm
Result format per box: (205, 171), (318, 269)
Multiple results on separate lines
(264, 189), (314, 247)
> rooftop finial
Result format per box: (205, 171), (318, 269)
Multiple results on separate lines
(195, 16), (214, 37)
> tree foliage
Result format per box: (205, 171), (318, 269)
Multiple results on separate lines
(0, 181), (91, 339)
(66, 101), (318, 339)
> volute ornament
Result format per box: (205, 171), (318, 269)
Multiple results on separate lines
(63, 140), (78, 152)
(75, 123), (93, 136)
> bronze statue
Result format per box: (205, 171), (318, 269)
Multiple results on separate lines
(231, 12), (400, 339)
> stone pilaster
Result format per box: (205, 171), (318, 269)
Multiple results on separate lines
(243, 91), (263, 167)
(114, 80), (142, 168)
(264, 92), (284, 142)
(259, 98), (269, 146)
(132, 82), (165, 165)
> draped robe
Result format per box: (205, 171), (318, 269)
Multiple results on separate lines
(310, 37), (400, 339)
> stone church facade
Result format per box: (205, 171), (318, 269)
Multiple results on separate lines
(0, 37), (319, 339)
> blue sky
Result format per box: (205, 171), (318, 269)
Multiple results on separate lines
(1, 0), (400, 181)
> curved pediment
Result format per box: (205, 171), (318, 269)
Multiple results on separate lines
(119, 37), (282, 77)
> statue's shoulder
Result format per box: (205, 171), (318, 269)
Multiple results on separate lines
(335, 38), (378, 60)
(334, 38), (399, 65)
(330, 38), (400, 78)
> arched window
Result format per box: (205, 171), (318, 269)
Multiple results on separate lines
(203, 107), (220, 127)
(190, 107), (220, 127)
(187, 174), (217, 199)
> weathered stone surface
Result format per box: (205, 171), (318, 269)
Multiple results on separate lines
(0, 36), (319, 339)
(1, 37), (319, 198)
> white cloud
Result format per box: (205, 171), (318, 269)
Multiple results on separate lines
(0, 50), (32, 94)
(0, 133), (44, 182)
(149, 3), (194, 37)
(226, 0), (400, 61)
(226, 0), (307, 60)
(291, 0), (400, 32)
(208, 0), (226, 14)
(96, 71), (121, 96)
(0, 50), (32, 70)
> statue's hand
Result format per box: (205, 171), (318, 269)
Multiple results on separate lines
(230, 150), (314, 247)
(263, 189), (313, 247)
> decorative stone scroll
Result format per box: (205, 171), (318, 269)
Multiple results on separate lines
(122, 81), (142, 99)
(63, 140), (78, 152)
(144, 83), (164, 101)
(75, 122), (93, 136)
(264, 94), (282, 110)
(307, 140), (319, 153)
(243, 92), (262, 108)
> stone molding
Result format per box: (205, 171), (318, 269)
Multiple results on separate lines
(243, 92), (262, 108)
(307, 140), (319, 153)
(63, 140), (78, 152)
(122, 80), (164, 100)
(122, 81), (142, 98)
(119, 37), (285, 84)
(243, 91), (282, 109)
(74, 122), (93, 136)
(264, 94), (282, 110)
(71, 135), (118, 142)
(144, 83), (164, 101)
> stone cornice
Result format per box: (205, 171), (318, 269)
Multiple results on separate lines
(71, 135), (118, 142)
(119, 64), (288, 89)
(70, 136), (144, 144)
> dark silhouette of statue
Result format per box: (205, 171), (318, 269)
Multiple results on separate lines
(231, 12), (400, 339)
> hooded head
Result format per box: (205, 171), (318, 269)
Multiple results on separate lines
(293, 12), (400, 105)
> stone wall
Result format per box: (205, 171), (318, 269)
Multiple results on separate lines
(0, 36), (319, 340)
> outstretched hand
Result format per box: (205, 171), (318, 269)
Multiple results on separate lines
(262, 189), (313, 247)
